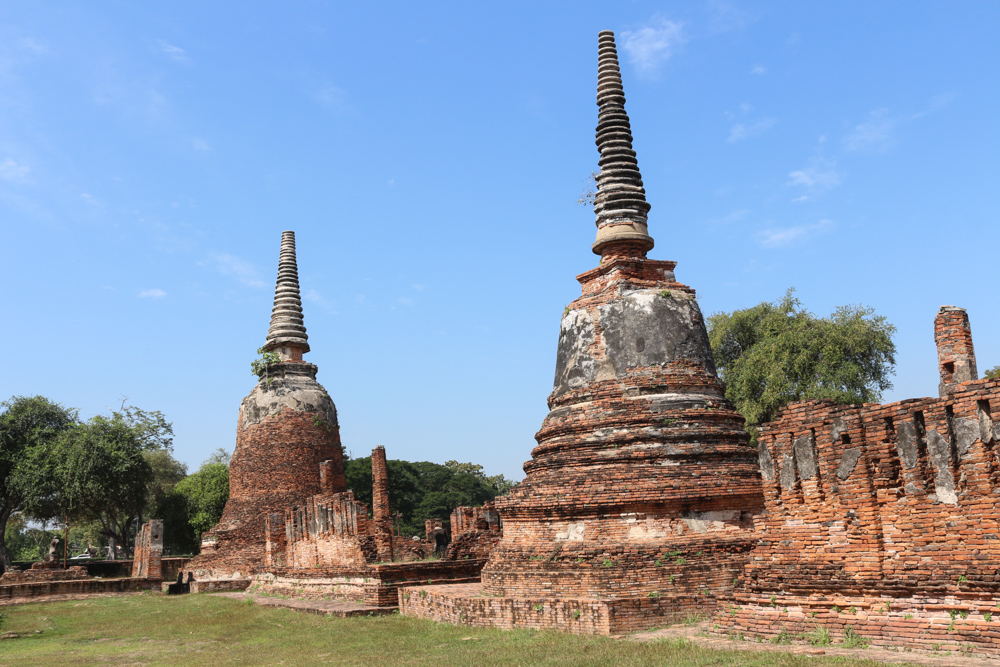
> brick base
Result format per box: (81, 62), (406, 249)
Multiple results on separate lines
(188, 579), (250, 594)
(713, 592), (1000, 654)
(0, 577), (161, 603)
(245, 560), (487, 607)
(399, 582), (721, 635)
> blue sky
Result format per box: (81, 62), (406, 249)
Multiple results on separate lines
(2, 2), (997, 481)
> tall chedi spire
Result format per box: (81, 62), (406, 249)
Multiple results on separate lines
(183, 230), (346, 582)
(263, 231), (309, 360)
(592, 30), (654, 257)
(474, 31), (765, 634)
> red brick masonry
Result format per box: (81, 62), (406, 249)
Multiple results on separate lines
(715, 360), (1000, 653)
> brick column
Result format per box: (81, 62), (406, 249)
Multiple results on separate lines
(319, 460), (337, 495)
(935, 306), (977, 397)
(371, 446), (393, 562)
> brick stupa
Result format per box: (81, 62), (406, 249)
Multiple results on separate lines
(400, 31), (764, 635)
(186, 231), (346, 581)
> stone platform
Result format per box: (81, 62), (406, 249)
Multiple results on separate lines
(398, 582), (717, 635)
(0, 577), (161, 605)
(249, 559), (486, 607)
(213, 592), (394, 617)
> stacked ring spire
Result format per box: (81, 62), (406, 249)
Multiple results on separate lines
(264, 230), (310, 353)
(592, 30), (654, 255)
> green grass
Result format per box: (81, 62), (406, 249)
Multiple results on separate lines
(0, 593), (918, 666)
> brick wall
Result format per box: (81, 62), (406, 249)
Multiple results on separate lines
(250, 559), (486, 607)
(716, 370), (1000, 653)
(444, 503), (502, 560)
(273, 489), (375, 568)
(0, 566), (88, 585)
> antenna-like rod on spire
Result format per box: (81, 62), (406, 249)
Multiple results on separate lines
(262, 230), (309, 360)
(592, 30), (654, 257)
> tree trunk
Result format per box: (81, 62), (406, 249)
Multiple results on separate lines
(0, 505), (12, 574)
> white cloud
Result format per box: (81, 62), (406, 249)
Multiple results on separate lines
(138, 288), (167, 299)
(80, 193), (102, 206)
(728, 118), (775, 142)
(192, 138), (211, 152)
(621, 18), (685, 74)
(788, 158), (841, 191)
(412, 284), (426, 292)
(843, 108), (895, 153)
(0, 158), (29, 182)
(707, 0), (751, 34)
(757, 220), (834, 248)
(709, 209), (748, 224)
(209, 253), (265, 287)
(791, 195), (809, 203)
(311, 83), (350, 112)
(751, 64), (766, 75)
(158, 40), (190, 64)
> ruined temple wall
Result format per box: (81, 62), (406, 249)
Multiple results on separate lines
(273, 490), (375, 569)
(744, 381), (1000, 595)
(718, 378), (1000, 653)
(445, 503), (503, 561)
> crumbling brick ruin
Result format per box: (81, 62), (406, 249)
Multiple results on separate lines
(132, 519), (164, 580)
(185, 231), (346, 584)
(176, 230), (499, 603)
(715, 306), (1000, 654)
(443, 503), (502, 560)
(400, 31), (764, 635)
(251, 446), (492, 605)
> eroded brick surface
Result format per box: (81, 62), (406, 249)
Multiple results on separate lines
(444, 504), (502, 561)
(131, 520), (163, 579)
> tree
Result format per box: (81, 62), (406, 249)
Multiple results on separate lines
(143, 449), (189, 554)
(443, 460), (519, 496)
(344, 457), (503, 537)
(0, 396), (77, 572)
(708, 289), (896, 434)
(171, 451), (229, 550)
(26, 412), (153, 558)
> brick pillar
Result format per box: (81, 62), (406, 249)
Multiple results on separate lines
(935, 306), (977, 397)
(371, 446), (393, 562)
(131, 520), (163, 580)
(319, 460), (337, 495)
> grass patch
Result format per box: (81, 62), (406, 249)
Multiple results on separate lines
(0, 593), (919, 666)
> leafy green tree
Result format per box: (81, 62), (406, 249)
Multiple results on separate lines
(116, 405), (174, 451)
(984, 366), (1000, 380)
(708, 289), (896, 435)
(143, 449), (189, 554)
(44, 414), (154, 557)
(443, 460), (519, 496)
(172, 451), (229, 550)
(0, 396), (77, 572)
(344, 457), (501, 537)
